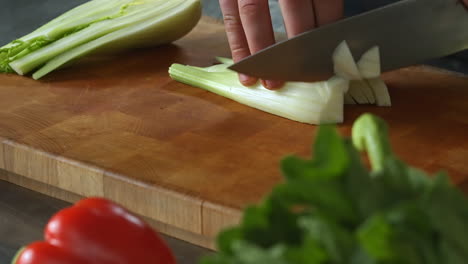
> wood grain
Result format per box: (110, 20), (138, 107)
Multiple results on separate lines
(0, 170), (82, 204)
(1, 17), (468, 249)
(0, 137), (5, 170)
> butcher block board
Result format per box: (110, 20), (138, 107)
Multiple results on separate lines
(1, 17), (468, 249)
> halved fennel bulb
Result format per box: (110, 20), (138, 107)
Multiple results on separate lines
(169, 41), (391, 124)
(169, 59), (349, 124)
(1, 0), (201, 79)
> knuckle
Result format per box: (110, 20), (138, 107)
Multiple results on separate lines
(230, 45), (249, 58)
(238, 0), (264, 16)
(223, 14), (242, 32)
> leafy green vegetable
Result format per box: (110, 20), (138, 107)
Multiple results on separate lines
(201, 113), (468, 263)
(1, 0), (201, 79)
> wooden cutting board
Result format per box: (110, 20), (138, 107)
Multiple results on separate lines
(1, 17), (468, 249)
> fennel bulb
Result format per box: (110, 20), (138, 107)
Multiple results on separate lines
(0, 0), (201, 79)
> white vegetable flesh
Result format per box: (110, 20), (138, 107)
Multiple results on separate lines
(357, 46), (381, 79)
(344, 45), (391, 106)
(367, 78), (392, 106)
(333, 41), (362, 81)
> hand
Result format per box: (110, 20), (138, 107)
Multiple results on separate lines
(463, 0), (468, 8)
(219, 0), (343, 89)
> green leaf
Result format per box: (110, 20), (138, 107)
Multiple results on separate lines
(424, 173), (468, 255)
(271, 179), (357, 223)
(299, 214), (355, 263)
(281, 125), (349, 181)
(216, 227), (243, 255)
(240, 199), (302, 248)
(232, 241), (288, 264)
(439, 240), (468, 264)
(357, 214), (397, 261)
(284, 236), (329, 264)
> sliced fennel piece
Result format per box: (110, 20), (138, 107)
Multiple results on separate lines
(11, 0), (177, 75)
(32, 0), (201, 79)
(348, 81), (370, 104)
(357, 46), (381, 79)
(344, 93), (356, 105)
(343, 45), (391, 106)
(353, 80), (375, 104)
(367, 78), (391, 106)
(333, 41), (362, 80)
(169, 63), (349, 124)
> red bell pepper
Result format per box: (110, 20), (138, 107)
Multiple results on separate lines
(13, 197), (176, 264)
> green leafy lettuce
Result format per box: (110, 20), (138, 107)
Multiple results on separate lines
(201, 113), (468, 264)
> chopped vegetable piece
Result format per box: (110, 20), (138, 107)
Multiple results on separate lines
(367, 78), (392, 107)
(344, 46), (391, 106)
(333, 41), (362, 80)
(357, 46), (381, 79)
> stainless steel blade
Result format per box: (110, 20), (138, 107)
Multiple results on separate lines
(229, 0), (468, 82)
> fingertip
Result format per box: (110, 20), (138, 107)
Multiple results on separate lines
(262, 80), (284, 90)
(239, 74), (258, 86)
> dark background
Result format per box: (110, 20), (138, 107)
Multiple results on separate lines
(0, 0), (466, 73)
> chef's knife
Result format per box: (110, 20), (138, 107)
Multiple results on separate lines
(229, 0), (468, 82)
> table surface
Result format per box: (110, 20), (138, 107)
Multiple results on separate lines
(0, 180), (211, 263)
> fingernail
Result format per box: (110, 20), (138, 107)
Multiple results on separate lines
(239, 74), (257, 86)
(262, 80), (284, 90)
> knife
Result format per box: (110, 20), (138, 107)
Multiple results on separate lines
(228, 0), (468, 82)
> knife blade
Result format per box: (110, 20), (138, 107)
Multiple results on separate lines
(228, 0), (468, 82)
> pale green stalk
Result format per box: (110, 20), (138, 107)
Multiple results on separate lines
(33, 0), (201, 79)
(10, 0), (174, 75)
(169, 60), (349, 124)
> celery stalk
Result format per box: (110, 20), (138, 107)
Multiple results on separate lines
(169, 61), (349, 124)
